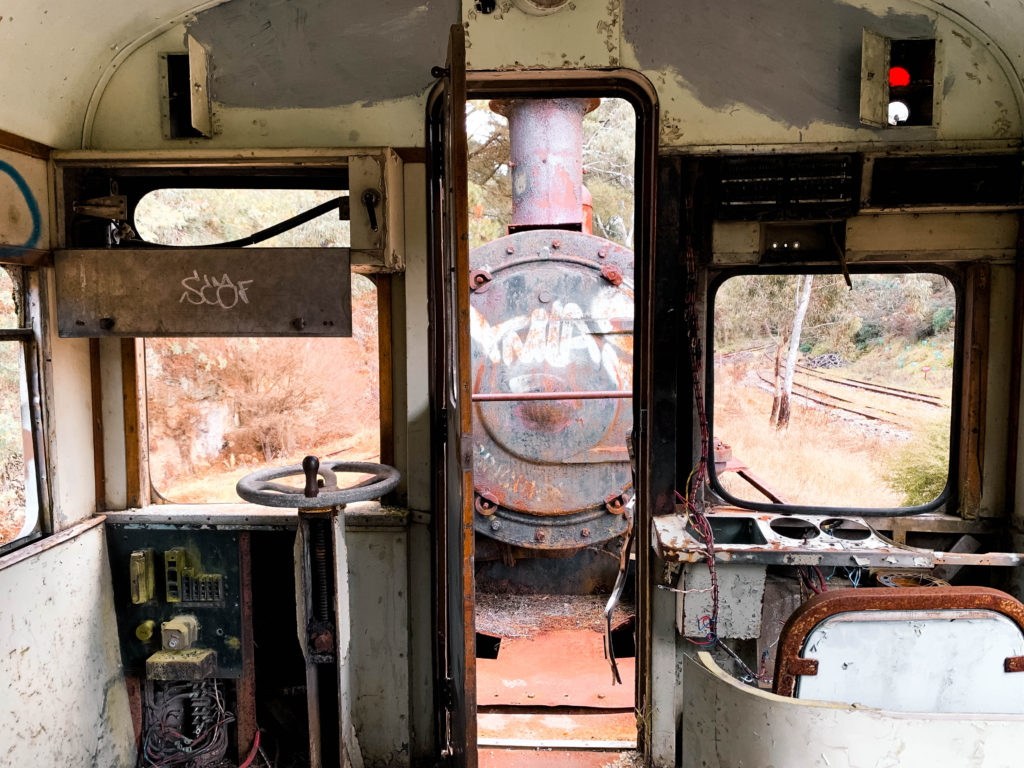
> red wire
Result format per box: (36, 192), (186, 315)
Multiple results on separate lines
(239, 729), (261, 768)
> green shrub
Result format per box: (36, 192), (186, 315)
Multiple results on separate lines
(886, 419), (950, 506)
(932, 306), (954, 335)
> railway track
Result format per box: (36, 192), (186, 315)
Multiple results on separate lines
(754, 370), (909, 426)
(719, 345), (951, 426)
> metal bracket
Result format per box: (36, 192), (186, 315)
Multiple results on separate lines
(73, 194), (127, 220)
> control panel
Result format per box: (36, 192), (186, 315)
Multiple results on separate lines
(106, 526), (243, 678)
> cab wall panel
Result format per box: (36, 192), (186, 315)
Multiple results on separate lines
(0, 0), (210, 148)
(0, 523), (135, 768)
(619, 0), (1022, 147)
(0, 148), (48, 251)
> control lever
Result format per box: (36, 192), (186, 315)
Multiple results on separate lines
(302, 455), (320, 498)
(361, 189), (381, 232)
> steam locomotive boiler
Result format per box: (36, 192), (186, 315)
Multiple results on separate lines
(469, 98), (634, 551)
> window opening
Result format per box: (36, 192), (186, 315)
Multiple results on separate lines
(0, 266), (41, 549)
(710, 271), (955, 511)
(134, 189), (350, 248)
(144, 275), (379, 504)
(467, 97), (638, 750)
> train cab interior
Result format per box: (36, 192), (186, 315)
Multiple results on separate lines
(2, 1), (1024, 767)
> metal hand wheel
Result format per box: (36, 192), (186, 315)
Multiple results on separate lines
(236, 455), (400, 508)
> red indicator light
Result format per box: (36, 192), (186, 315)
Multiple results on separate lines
(889, 66), (911, 87)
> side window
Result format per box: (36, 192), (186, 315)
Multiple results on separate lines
(711, 271), (956, 511)
(0, 266), (42, 548)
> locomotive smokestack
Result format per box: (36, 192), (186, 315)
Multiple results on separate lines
(491, 98), (599, 233)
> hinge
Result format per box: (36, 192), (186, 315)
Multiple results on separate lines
(439, 407), (449, 442)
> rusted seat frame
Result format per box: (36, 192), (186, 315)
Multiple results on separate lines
(773, 586), (1024, 698)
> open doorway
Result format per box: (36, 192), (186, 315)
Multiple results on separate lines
(427, 57), (659, 767)
(465, 96), (640, 766)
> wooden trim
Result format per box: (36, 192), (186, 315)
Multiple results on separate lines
(393, 147), (427, 164)
(121, 339), (150, 507)
(90, 339), (106, 511)
(376, 276), (395, 467)
(0, 248), (53, 268)
(236, 532), (258, 762)
(0, 128), (51, 160)
(1007, 215), (1024, 520)
(0, 515), (105, 572)
(125, 677), (143, 748)
(959, 264), (991, 519)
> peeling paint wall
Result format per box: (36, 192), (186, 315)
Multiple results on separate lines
(88, 0), (1024, 150)
(0, 524), (135, 768)
(189, 0), (456, 110)
(613, 0), (1022, 146)
(0, 0), (1021, 147)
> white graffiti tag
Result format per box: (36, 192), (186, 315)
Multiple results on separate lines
(180, 270), (254, 310)
(470, 294), (632, 384)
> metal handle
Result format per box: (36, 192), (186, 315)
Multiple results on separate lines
(361, 189), (380, 232)
(302, 455), (320, 498)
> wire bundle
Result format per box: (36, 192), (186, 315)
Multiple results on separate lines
(141, 680), (235, 768)
(678, 213), (771, 685)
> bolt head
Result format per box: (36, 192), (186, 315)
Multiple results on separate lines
(535, 530), (546, 542)
(551, 240), (561, 249)
(506, 246), (515, 254)
(490, 520), (501, 531)
(581, 528), (591, 538)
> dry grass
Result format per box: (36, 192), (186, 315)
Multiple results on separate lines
(714, 362), (905, 508)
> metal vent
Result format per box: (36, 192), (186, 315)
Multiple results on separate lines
(869, 154), (1024, 208)
(715, 154), (859, 221)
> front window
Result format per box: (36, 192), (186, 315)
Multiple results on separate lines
(136, 187), (378, 505)
(710, 271), (956, 511)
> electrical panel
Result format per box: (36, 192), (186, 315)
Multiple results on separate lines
(106, 526), (243, 678)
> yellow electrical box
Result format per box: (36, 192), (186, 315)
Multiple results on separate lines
(129, 549), (155, 604)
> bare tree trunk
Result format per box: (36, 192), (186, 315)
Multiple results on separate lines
(777, 275), (814, 430)
(769, 341), (783, 425)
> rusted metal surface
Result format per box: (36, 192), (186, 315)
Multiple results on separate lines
(236, 532), (258, 764)
(478, 712), (637, 742)
(653, 508), (936, 568)
(473, 390), (631, 402)
(490, 98), (599, 232)
(470, 229), (633, 549)
(477, 629), (634, 708)
(773, 587), (1024, 698)
(145, 648), (217, 680)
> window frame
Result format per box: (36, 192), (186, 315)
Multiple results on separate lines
(66, 166), (399, 511)
(134, 270), (391, 507)
(0, 265), (49, 554)
(704, 262), (964, 517)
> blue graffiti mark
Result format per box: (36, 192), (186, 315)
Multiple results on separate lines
(0, 160), (42, 255)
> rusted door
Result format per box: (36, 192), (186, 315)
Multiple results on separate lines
(429, 23), (475, 768)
